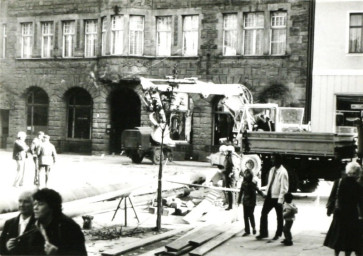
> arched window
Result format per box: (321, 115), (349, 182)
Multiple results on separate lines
(66, 88), (92, 139)
(213, 96), (234, 145)
(27, 87), (49, 135)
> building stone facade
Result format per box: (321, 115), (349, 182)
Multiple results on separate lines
(0, 0), (313, 161)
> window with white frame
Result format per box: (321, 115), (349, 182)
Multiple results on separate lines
(223, 14), (237, 56)
(129, 16), (144, 56)
(243, 12), (264, 55)
(101, 17), (107, 56)
(183, 15), (199, 56)
(2, 24), (6, 58)
(63, 21), (75, 58)
(111, 15), (124, 55)
(21, 22), (33, 58)
(85, 20), (97, 57)
(349, 13), (363, 53)
(156, 16), (172, 56)
(41, 22), (53, 58)
(270, 11), (287, 55)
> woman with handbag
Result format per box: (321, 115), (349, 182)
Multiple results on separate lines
(324, 162), (363, 256)
(12, 131), (29, 187)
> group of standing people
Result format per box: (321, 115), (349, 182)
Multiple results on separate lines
(223, 146), (363, 254)
(12, 131), (57, 188)
(223, 149), (296, 246)
(0, 188), (87, 255)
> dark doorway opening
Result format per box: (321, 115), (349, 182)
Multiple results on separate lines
(109, 87), (141, 154)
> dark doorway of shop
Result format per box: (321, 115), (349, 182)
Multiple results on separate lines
(109, 87), (141, 154)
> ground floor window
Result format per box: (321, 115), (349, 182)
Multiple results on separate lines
(66, 88), (92, 139)
(336, 95), (363, 133)
(27, 87), (49, 134)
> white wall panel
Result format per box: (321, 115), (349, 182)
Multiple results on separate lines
(312, 74), (363, 133)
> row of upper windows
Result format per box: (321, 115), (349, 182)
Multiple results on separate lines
(1, 12), (362, 59)
(1, 12), (288, 59)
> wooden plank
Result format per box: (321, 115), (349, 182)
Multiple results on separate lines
(161, 244), (197, 256)
(165, 225), (216, 252)
(188, 226), (225, 245)
(165, 180), (240, 192)
(182, 190), (224, 224)
(101, 227), (192, 256)
(136, 246), (165, 256)
(182, 199), (213, 224)
(189, 225), (242, 256)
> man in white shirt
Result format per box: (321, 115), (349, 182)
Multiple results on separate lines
(256, 154), (289, 241)
(0, 191), (36, 255)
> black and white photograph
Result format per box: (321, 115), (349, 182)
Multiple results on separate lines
(0, 0), (362, 255)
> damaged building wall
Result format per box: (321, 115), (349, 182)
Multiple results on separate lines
(0, 0), (312, 159)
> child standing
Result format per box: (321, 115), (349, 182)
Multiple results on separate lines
(237, 163), (265, 236)
(282, 193), (298, 246)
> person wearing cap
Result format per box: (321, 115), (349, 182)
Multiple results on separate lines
(30, 131), (44, 185)
(12, 131), (29, 187)
(223, 144), (238, 210)
(37, 135), (57, 187)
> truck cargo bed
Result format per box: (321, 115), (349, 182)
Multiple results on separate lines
(243, 132), (356, 158)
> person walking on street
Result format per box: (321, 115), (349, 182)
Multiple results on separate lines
(29, 188), (87, 256)
(282, 193), (298, 246)
(256, 153), (289, 241)
(324, 162), (363, 256)
(0, 191), (36, 255)
(12, 131), (29, 187)
(30, 131), (44, 186)
(37, 135), (57, 187)
(238, 164), (265, 236)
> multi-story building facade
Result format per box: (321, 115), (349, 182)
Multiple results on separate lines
(312, 0), (363, 133)
(0, 0), (313, 160)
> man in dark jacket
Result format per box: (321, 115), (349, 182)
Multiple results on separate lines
(0, 191), (36, 255)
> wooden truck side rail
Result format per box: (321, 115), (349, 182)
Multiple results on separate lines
(242, 131), (357, 158)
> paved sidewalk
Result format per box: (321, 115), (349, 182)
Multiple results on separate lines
(205, 229), (331, 256)
(204, 197), (333, 256)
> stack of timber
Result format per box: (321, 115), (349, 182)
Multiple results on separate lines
(100, 226), (193, 256)
(157, 223), (242, 256)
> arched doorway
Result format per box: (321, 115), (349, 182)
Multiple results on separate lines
(109, 87), (141, 154)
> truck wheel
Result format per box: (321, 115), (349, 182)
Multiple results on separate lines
(131, 154), (144, 164)
(298, 178), (319, 193)
(153, 148), (165, 164)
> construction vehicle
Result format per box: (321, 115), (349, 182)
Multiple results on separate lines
(209, 103), (360, 192)
(121, 77), (360, 192)
(121, 126), (174, 164)
(120, 77), (253, 164)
